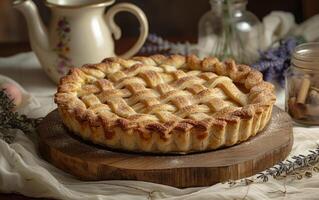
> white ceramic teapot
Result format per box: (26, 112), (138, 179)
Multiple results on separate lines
(13, 0), (149, 84)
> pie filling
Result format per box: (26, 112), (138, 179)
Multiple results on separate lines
(55, 55), (276, 153)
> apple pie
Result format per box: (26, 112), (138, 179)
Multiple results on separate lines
(55, 55), (276, 153)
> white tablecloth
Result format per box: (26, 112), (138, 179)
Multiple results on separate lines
(1, 52), (319, 200)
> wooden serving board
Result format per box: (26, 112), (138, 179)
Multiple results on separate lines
(37, 106), (293, 188)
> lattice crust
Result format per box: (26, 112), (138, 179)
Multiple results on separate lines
(55, 55), (276, 153)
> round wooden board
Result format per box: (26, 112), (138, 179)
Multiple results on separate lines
(37, 106), (293, 188)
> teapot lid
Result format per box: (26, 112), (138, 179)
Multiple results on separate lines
(45, 0), (115, 9)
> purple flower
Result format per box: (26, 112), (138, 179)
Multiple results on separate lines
(58, 20), (66, 27)
(64, 27), (70, 33)
(57, 42), (63, 48)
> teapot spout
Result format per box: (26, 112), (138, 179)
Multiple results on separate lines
(13, 0), (50, 53)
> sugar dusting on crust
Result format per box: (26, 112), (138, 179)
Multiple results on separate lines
(55, 54), (276, 153)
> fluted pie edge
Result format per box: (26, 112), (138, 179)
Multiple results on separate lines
(55, 54), (276, 153)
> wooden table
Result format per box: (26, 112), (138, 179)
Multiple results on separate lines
(0, 39), (136, 57)
(0, 36), (196, 57)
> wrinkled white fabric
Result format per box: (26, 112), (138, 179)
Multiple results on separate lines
(262, 11), (296, 48)
(294, 14), (319, 42)
(262, 11), (319, 47)
(1, 52), (319, 200)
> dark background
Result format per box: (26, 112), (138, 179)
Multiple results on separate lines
(0, 0), (318, 43)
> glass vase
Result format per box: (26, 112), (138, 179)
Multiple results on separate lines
(198, 0), (264, 64)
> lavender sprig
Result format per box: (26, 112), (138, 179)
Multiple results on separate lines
(139, 34), (174, 55)
(0, 89), (41, 143)
(225, 146), (319, 187)
(257, 147), (319, 181)
(252, 37), (304, 87)
(139, 33), (197, 55)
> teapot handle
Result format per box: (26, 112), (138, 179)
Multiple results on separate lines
(105, 3), (149, 58)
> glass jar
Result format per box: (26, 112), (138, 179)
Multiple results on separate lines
(198, 0), (264, 64)
(285, 42), (319, 125)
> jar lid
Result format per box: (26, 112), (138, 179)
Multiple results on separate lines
(292, 42), (319, 70)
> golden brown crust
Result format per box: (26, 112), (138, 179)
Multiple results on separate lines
(55, 54), (276, 153)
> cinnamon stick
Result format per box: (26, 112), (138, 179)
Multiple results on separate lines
(297, 77), (311, 104)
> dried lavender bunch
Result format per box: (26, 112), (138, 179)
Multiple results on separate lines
(225, 146), (319, 187)
(252, 37), (305, 87)
(139, 33), (197, 56)
(0, 89), (41, 143)
(257, 146), (319, 182)
(139, 34), (172, 55)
